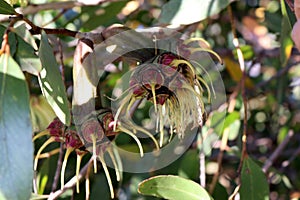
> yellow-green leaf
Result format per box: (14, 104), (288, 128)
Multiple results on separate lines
(138, 175), (212, 200)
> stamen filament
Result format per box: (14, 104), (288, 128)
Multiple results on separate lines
(118, 126), (144, 157)
(34, 137), (55, 170)
(113, 93), (132, 131)
(191, 60), (216, 100)
(91, 134), (98, 173)
(171, 59), (197, 79)
(61, 148), (74, 190)
(151, 84), (157, 113)
(183, 38), (211, 48)
(76, 154), (84, 193)
(159, 105), (164, 147)
(107, 148), (121, 181)
(33, 130), (50, 141)
(189, 48), (223, 64)
(98, 155), (115, 199)
(128, 122), (159, 151)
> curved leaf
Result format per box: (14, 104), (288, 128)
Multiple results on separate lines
(15, 34), (41, 76)
(38, 31), (71, 125)
(138, 175), (212, 200)
(240, 156), (270, 200)
(0, 53), (33, 200)
(12, 23), (38, 50)
(159, 0), (231, 25)
(0, 0), (16, 15)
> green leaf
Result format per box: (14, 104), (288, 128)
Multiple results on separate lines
(159, 0), (231, 25)
(223, 111), (241, 140)
(0, 53), (33, 200)
(11, 23), (38, 50)
(212, 182), (228, 200)
(30, 95), (56, 132)
(233, 45), (255, 61)
(38, 31), (71, 125)
(138, 175), (212, 200)
(178, 150), (199, 179)
(279, 0), (293, 66)
(240, 156), (270, 200)
(0, 0), (16, 15)
(81, 1), (128, 31)
(15, 34), (41, 76)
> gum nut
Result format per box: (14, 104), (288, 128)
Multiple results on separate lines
(292, 20), (300, 51)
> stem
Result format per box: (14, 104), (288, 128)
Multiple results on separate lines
(51, 142), (65, 192)
(228, 5), (249, 175)
(262, 130), (294, 173)
(209, 86), (239, 194)
(48, 158), (93, 200)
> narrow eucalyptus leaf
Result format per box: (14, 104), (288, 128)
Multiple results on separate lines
(0, 53), (33, 200)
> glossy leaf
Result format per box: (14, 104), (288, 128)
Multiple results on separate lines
(0, 0), (16, 15)
(240, 156), (270, 200)
(159, 0), (231, 25)
(38, 31), (71, 125)
(0, 53), (33, 200)
(138, 175), (212, 200)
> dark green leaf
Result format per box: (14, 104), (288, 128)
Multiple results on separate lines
(11, 23), (38, 50)
(81, 1), (128, 30)
(0, 0), (16, 15)
(0, 53), (33, 200)
(15, 34), (41, 76)
(138, 175), (212, 200)
(38, 31), (71, 125)
(159, 0), (231, 25)
(178, 150), (199, 180)
(240, 156), (270, 200)
(212, 182), (228, 200)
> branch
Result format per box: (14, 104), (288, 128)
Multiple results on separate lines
(209, 86), (240, 194)
(262, 130), (294, 173)
(48, 157), (93, 200)
(0, 0), (122, 22)
(51, 143), (64, 192)
(256, 61), (300, 88)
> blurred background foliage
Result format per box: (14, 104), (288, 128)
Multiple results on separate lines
(1, 0), (300, 199)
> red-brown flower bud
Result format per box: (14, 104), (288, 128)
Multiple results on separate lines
(80, 119), (104, 144)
